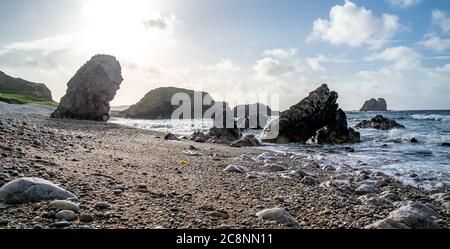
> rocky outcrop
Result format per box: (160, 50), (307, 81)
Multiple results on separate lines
(355, 115), (405, 130)
(123, 87), (215, 119)
(233, 103), (272, 129)
(0, 177), (76, 205)
(360, 98), (387, 112)
(366, 202), (440, 229)
(208, 108), (241, 144)
(261, 84), (360, 144)
(230, 134), (261, 147)
(51, 55), (123, 121)
(0, 71), (53, 101)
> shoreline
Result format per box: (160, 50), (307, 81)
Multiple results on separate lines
(0, 114), (449, 229)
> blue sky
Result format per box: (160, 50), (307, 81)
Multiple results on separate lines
(0, 0), (449, 110)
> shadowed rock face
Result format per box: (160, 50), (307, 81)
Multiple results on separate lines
(51, 54), (123, 121)
(0, 71), (53, 101)
(355, 115), (405, 130)
(360, 98), (387, 112)
(261, 84), (360, 144)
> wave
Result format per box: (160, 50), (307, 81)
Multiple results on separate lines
(411, 114), (450, 121)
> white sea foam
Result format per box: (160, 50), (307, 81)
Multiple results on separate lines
(411, 114), (450, 121)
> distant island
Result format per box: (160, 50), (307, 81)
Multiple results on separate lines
(360, 98), (388, 112)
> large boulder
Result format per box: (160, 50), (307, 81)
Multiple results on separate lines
(122, 87), (215, 119)
(230, 134), (261, 147)
(0, 177), (76, 205)
(233, 103), (272, 129)
(51, 54), (123, 121)
(261, 84), (360, 144)
(207, 106), (241, 144)
(0, 71), (53, 101)
(355, 115), (405, 130)
(360, 98), (387, 112)
(366, 202), (440, 229)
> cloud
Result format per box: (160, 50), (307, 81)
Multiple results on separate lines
(262, 48), (298, 58)
(420, 34), (450, 52)
(386, 0), (422, 8)
(432, 9), (450, 33)
(367, 46), (421, 70)
(142, 14), (179, 32)
(252, 57), (293, 81)
(306, 0), (401, 49)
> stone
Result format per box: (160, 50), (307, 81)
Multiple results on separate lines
(53, 220), (72, 228)
(301, 176), (319, 186)
(366, 202), (440, 229)
(0, 217), (9, 226)
(356, 184), (377, 195)
(208, 108), (241, 144)
(355, 115), (405, 130)
(164, 133), (179, 141)
(230, 134), (261, 147)
(55, 210), (78, 221)
(263, 162), (288, 172)
(256, 208), (300, 227)
(410, 138), (419, 143)
(441, 142), (450, 147)
(94, 202), (109, 210)
(223, 164), (247, 173)
(262, 84), (360, 144)
(0, 177), (75, 205)
(48, 200), (80, 213)
(79, 213), (94, 223)
(51, 54), (123, 121)
(360, 98), (387, 112)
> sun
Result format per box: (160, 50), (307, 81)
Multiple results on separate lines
(79, 0), (175, 63)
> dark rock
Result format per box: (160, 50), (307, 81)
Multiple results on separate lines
(355, 115), (405, 130)
(188, 131), (210, 143)
(441, 143), (450, 147)
(55, 210), (78, 221)
(164, 133), (179, 141)
(0, 71), (53, 101)
(301, 176), (319, 186)
(94, 202), (109, 210)
(122, 87), (215, 119)
(79, 213), (94, 223)
(230, 134), (260, 147)
(360, 98), (387, 112)
(208, 108), (241, 144)
(261, 84), (360, 144)
(51, 55), (123, 121)
(410, 138), (419, 143)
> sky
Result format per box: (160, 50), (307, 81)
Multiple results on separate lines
(0, 0), (450, 111)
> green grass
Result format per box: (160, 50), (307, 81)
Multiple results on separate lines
(0, 92), (58, 107)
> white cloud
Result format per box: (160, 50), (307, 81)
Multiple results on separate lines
(262, 48), (298, 58)
(420, 34), (450, 52)
(432, 9), (450, 33)
(367, 46), (421, 70)
(253, 57), (293, 81)
(307, 0), (401, 49)
(386, 0), (422, 8)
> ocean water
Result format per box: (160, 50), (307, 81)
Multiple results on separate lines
(110, 110), (450, 190)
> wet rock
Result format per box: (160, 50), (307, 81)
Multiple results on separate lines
(410, 138), (419, 143)
(230, 134), (260, 147)
(356, 184), (378, 195)
(301, 176), (319, 186)
(262, 84), (360, 144)
(48, 200), (80, 213)
(51, 54), (123, 121)
(55, 210), (78, 221)
(164, 133), (179, 141)
(441, 143), (450, 147)
(355, 115), (405, 130)
(188, 131), (210, 143)
(223, 164), (247, 173)
(0, 177), (75, 205)
(366, 202), (440, 229)
(256, 208), (300, 227)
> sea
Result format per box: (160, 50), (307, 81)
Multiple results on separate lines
(109, 110), (450, 190)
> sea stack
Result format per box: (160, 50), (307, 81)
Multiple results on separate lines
(51, 55), (123, 121)
(360, 98), (387, 112)
(261, 84), (360, 144)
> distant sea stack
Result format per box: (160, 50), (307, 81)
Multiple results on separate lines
(122, 87), (216, 119)
(261, 84), (360, 144)
(0, 71), (53, 101)
(360, 98), (387, 112)
(51, 54), (123, 122)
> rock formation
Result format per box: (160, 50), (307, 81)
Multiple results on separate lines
(232, 103), (272, 129)
(123, 87), (215, 119)
(261, 84), (360, 144)
(230, 134), (261, 147)
(0, 71), (53, 101)
(208, 108), (241, 144)
(51, 54), (123, 121)
(360, 98), (387, 112)
(355, 115), (405, 130)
